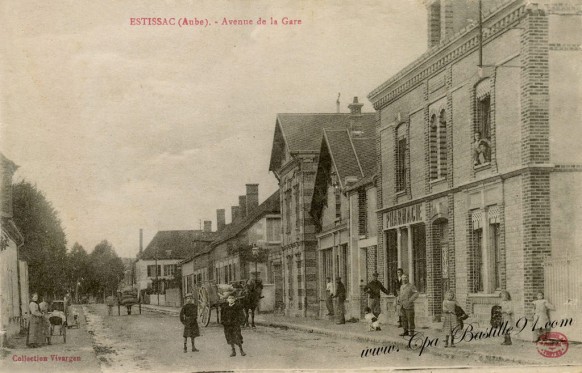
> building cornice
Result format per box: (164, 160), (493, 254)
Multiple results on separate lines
(376, 164), (555, 214)
(368, 1), (527, 111)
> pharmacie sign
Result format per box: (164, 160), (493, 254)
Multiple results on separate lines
(384, 203), (424, 229)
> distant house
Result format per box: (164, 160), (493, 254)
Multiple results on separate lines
(181, 186), (282, 311)
(134, 229), (217, 298)
(0, 153), (27, 346)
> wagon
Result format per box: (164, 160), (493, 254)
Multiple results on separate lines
(117, 288), (142, 315)
(196, 282), (245, 327)
(46, 300), (69, 344)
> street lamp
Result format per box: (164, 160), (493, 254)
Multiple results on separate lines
(251, 244), (260, 281)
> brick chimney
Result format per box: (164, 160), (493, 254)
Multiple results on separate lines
(348, 96), (363, 116)
(426, 0), (482, 48)
(246, 184), (259, 214)
(203, 220), (212, 232)
(217, 209), (226, 231)
(231, 206), (240, 222)
(239, 195), (247, 219)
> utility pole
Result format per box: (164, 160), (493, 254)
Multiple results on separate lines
(478, 0), (483, 68)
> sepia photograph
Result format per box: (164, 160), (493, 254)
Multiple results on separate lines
(1, 0), (581, 372)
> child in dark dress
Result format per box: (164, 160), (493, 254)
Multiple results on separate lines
(179, 294), (200, 353)
(221, 294), (246, 357)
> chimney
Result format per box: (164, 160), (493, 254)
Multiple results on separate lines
(348, 96), (363, 116)
(203, 220), (212, 232)
(239, 195), (247, 218)
(217, 209), (226, 231)
(336, 93), (341, 113)
(231, 206), (240, 222)
(246, 184), (259, 214)
(139, 229), (143, 254)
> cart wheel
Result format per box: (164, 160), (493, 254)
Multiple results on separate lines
(198, 288), (211, 326)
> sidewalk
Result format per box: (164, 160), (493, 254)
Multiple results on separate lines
(0, 305), (102, 373)
(142, 303), (580, 366)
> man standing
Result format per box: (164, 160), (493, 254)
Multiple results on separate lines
(334, 277), (346, 324)
(394, 268), (404, 327)
(398, 274), (419, 336)
(325, 277), (334, 316)
(363, 272), (390, 318)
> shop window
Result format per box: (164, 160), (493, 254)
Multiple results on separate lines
(386, 230), (398, 294)
(412, 224), (427, 293)
(396, 124), (408, 192)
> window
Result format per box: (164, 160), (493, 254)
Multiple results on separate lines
(412, 224), (426, 293)
(474, 80), (492, 167)
(358, 188), (367, 236)
(386, 231), (398, 294)
(335, 186), (342, 220)
(285, 189), (292, 233)
(471, 206), (502, 293)
(294, 185), (301, 230)
(186, 275), (193, 293)
(322, 249), (333, 283)
(147, 265), (160, 277)
(396, 124), (408, 192)
(341, 244), (349, 293)
(163, 264), (176, 277)
(267, 218), (281, 242)
(430, 110), (447, 180)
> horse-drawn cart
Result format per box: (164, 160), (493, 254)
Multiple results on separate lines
(196, 280), (263, 327)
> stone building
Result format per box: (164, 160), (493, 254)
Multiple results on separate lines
(268, 98), (376, 317)
(367, 0), (582, 333)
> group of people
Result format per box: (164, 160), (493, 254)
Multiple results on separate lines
(27, 292), (69, 348)
(180, 292), (247, 357)
(357, 270), (556, 347)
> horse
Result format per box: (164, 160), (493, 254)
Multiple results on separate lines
(240, 279), (263, 328)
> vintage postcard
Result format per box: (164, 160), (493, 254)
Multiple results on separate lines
(1, 0), (581, 372)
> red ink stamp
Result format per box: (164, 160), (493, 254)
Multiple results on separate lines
(536, 332), (569, 358)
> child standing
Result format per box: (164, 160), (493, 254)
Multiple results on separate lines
(221, 293), (246, 357)
(179, 294), (200, 353)
(364, 307), (381, 331)
(442, 290), (458, 348)
(500, 290), (514, 345)
(532, 291), (555, 342)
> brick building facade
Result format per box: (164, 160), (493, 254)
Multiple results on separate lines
(269, 107), (376, 317)
(368, 0), (582, 331)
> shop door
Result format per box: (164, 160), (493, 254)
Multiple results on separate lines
(433, 220), (449, 321)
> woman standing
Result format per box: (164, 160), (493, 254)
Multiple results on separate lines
(500, 290), (514, 346)
(28, 293), (45, 348)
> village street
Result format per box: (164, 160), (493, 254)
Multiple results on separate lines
(82, 304), (485, 372)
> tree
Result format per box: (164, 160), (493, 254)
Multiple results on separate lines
(12, 180), (67, 298)
(66, 242), (90, 301)
(87, 240), (125, 299)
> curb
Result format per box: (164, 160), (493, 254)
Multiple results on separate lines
(142, 305), (544, 365)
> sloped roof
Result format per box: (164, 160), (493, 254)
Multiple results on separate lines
(139, 230), (217, 260)
(324, 129), (362, 184)
(269, 113), (376, 172)
(211, 190), (280, 247)
(181, 190), (281, 264)
(352, 137), (377, 177)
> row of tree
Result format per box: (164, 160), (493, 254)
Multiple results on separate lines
(12, 180), (125, 300)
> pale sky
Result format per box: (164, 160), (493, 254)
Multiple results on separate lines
(1, 0), (427, 258)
